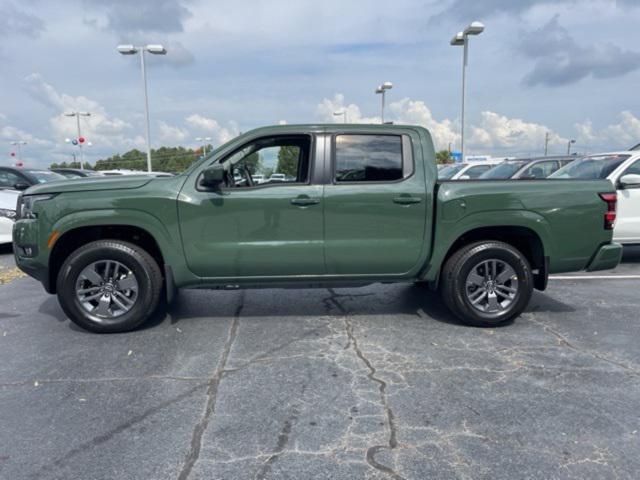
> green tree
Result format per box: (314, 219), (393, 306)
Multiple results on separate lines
(276, 146), (299, 178)
(436, 150), (453, 165)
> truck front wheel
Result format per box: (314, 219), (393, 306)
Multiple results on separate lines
(56, 240), (163, 333)
(440, 241), (533, 327)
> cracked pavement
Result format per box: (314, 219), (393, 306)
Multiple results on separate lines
(1, 245), (639, 479)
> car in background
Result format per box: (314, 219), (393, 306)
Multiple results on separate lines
(550, 152), (640, 245)
(51, 168), (104, 179)
(480, 156), (576, 180)
(0, 188), (20, 245)
(269, 173), (287, 182)
(0, 166), (66, 190)
(251, 174), (266, 184)
(438, 161), (504, 180)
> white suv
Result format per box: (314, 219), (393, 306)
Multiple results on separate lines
(551, 152), (640, 245)
(0, 189), (20, 245)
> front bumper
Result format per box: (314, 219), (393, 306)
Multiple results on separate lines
(586, 243), (623, 272)
(12, 219), (52, 292)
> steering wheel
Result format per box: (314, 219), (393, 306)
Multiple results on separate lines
(242, 165), (254, 187)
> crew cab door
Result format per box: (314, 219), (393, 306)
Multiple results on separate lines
(615, 158), (640, 243)
(178, 133), (325, 278)
(323, 131), (428, 275)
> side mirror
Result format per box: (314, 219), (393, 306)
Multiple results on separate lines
(619, 174), (640, 189)
(200, 164), (225, 188)
(13, 182), (30, 191)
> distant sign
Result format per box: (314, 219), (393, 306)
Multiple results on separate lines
(451, 151), (463, 163)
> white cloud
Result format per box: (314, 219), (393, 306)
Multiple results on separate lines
(184, 114), (239, 145)
(575, 111), (640, 151)
(316, 93), (379, 125)
(24, 73), (143, 153)
(157, 120), (189, 143)
(316, 94), (578, 155)
(469, 111), (567, 153)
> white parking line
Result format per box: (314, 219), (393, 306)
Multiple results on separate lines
(550, 275), (640, 280)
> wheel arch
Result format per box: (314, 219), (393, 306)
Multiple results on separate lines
(427, 224), (549, 291)
(48, 224), (166, 294)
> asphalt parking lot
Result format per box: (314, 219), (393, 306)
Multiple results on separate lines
(1, 245), (639, 480)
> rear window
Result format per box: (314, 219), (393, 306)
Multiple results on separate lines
(550, 155), (631, 179)
(480, 162), (527, 179)
(335, 135), (403, 182)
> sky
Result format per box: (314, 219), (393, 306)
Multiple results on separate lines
(1, 0), (639, 168)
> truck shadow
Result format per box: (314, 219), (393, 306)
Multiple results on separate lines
(38, 283), (576, 333)
(158, 284), (576, 330)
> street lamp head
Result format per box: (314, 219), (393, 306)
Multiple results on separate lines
(381, 81), (393, 90)
(117, 44), (138, 55)
(570, 139), (576, 144)
(450, 31), (465, 46)
(146, 44), (167, 55)
(375, 86), (384, 94)
(333, 111), (344, 116)
(464, 21), (485, 36)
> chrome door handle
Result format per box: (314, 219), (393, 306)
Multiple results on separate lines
(290, 197), (320, 206)
(393, 196), (422, 205)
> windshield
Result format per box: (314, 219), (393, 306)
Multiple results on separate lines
(438, 164), (466, 180)
(24, 170), (66, 183)
(549, 155), (631, 179)
(480, 162), (527, 179)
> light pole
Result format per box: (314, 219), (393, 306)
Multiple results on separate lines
(333, 110), (348, 123)
(196, 137), (212, 156)
(375, 81), (393, 123)
(544, 132), (550, 156)
(117, 44), (167, 172)
(567, 139), (576, 155)
(450, 21), (485, 161)
(64, 112), (91, 169)
(10, 140), (27, 163)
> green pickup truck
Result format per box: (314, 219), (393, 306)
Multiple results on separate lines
(13, 124), (622, 332)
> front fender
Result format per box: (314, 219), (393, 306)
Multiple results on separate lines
(422, 209), (553, 281)
(50, 209), (193, 285)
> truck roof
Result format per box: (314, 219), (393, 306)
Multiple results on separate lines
(244, 123), (427, 135)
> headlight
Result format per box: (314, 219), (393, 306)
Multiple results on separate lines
(0, 208), (16, 221)
(17, 194), (57, 220)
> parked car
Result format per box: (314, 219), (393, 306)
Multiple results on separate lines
(480, 156), (575, 180)
(251, 174), (266, 184)
(0, 166), (66, 190)
(269, 173), (287, 182)
(100, 169), (173, 177)
(550, 152), (640, 244)
(0, 188), (19, 245)
(438, 161), (503, 180)
(13, 124), (621, 333)
(51, 168), (104, 179)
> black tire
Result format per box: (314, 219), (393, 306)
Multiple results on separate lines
(56, 240), (163, 333)
(440, 241), (533, 327)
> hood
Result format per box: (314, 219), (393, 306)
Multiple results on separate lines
(23, 175), (154, 195)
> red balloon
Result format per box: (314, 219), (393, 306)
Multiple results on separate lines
(78, 136), (85, 144)
(10, 152), (15, 156)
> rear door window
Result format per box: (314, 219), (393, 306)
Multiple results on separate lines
(335, 135), (404, 182)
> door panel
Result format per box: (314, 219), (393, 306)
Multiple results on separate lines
(323, 133), (427, 275)
(179, 185), (324, 277)
(178, 133), (325, 278)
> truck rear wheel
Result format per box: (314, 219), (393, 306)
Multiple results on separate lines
(56, 240), (162, 333)
(440, 241), (533, 327)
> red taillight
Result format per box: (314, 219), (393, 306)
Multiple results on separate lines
(599, 192), (617, 230)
